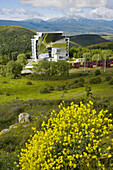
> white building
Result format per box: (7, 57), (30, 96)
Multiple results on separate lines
(31, 31), (69, 62)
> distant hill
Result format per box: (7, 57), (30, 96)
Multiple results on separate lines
(101, 35), (113, 42)
(86, 41), (113, 50)
(0, 17), (113, 35)
(0, 25), (111, 57)
(69, 34), (109, 47)
(0, 25), (36, 54)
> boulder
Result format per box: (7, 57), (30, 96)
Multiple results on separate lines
(1, 129), (10, 133)
(19, 113), (31, 123)
(9, 125), (17, 129)
(23, 124), (30, 128)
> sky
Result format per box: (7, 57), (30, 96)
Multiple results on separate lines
(0, 0), (113, 21)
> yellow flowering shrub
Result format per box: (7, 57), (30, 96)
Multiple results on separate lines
(18, 101), (113, 170)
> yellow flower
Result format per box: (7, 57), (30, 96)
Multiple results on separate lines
(107, 146), (111, 150)
(76, 154), (79, 159)
(108, 154), (112, 158)
(17, 101), (113, 170)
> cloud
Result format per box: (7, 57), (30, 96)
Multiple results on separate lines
(19, 0), (112, 9)
(0, 8), (41, 20)
(84, 7), (113, 20)
(0, 8), (13, 14)
(69, 8), (83, 13)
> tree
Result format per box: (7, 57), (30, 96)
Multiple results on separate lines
(83, 52), (92, 61)
(17, 53), (27, 65)
(25, 52), (31, 59)
(34, 60), (50, 75)
(100, 50), (112, 60)
(34, 60), (69, 79)
(11, 51), (19, 61)
(0, 65), (6, 77)
(5, 60), (22, 78)
(57, 60), (69, 76)
(92, 54), (100, 61)
(69, 47), (77, 58)
(0, 54), (11, 65)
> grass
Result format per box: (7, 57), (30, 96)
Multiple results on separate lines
(0, 66), (113, 104)
(0, 66), (113, 169)
(52, 43), (66, 49)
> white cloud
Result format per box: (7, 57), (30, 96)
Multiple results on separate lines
(19, 0), (112, 9)
(0, 8), (13, 14)
(0, 8), (41, 20)
(84, 7), (113, 20)
(69, 8), (83, 13)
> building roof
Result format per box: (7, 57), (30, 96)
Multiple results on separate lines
(37, 31), (63, 34)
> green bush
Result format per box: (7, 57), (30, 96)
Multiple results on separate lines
(94, 69), (101, 76)
(38, 83), (54, 92)
(76, 82), (84, 88)
(38, 87), (49, 94)
(0, 150), (19, 170)
(108, 79), (113, 85)
(89, 77), (101, 84)
(85, 85), (92, 97)
(105, 76), (112, 81)
(5, 61), (22, 79)
(55, 85), (66, 91)
(73, 79), (78, 84)
(78, 77), (85, 83)
(26, 81), (32, 85)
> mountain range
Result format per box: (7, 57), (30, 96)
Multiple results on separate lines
(0, 17), (113, 35)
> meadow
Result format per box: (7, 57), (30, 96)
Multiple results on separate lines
(0, 67), (113, 103)
(0, 66), (113, 169)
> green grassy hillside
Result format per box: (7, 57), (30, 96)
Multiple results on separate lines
(86, 41), (113, 50)
(69, 34), (108, 47)
(0, 67), (113, 169)
(0, 26), (36, 54)
(101, 34), (113, 41)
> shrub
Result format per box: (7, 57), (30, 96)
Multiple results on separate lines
(108, 79), (113, 85)
(89, 77), (101, 84)
(55, 84), (66, 91)
(5, 61), (22, 79)
(76, 81), (84, 88)
(26, 81), (32, 85)
(105, 76), (112, 81)
(85, 85), (92, 97)
(18, 101), (113, 170)
(38, 86), (50, 94)
(38, 84), (54, 94)
(46, 85), (54, 91)
(0, 150), (19, 170)
(78, 77), (85, 83)
(17, 53), (27, 65)
(94, 70), (101, 76)
(73, 79), (78, 84)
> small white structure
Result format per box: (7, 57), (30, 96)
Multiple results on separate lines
(74, 58), (85, 63)
(21, 70), (34, 75)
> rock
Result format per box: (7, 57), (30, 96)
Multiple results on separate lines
(9, 125), (17, 129)
(19, 113), (31, 123)
(23, 124), (30, 127)
(1, 129), (10, 133)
